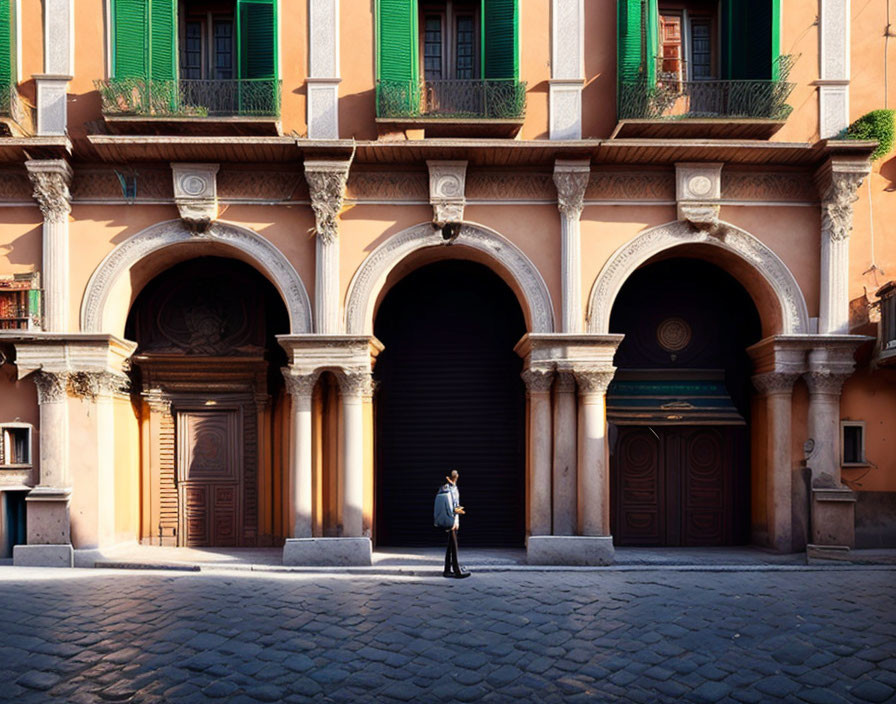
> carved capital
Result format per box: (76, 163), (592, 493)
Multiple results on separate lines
(282, 368), (319, 397)
(172, 163), (220, 233)
(428, 160), (468, 226)
(33, 371), (68, 404)
(816, 161), (870, 243)
(67, 371), (130, 400)
(553, 160), (590, 219)
(26, 159), (72, 224)
(521, 368), (554, 394)
(554, 372), (577, 393)
(305, 160), (351, 244)
(804, 370), (851, 396)
(145, 394), (173, 415)
(574, 368), (615, 395)
(338, 371), (375, 398)
(752, 372), (799, 396)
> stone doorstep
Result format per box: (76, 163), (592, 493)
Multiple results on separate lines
(12, 544), (74, 567)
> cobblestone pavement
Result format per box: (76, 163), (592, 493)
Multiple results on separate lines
(0, 568), (894, 703)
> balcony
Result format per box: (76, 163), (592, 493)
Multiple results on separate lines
(614, 56), (797, 140)
(94, 78), (282, 136)
(0, 83), (35, 137)
(376, 79), (527, 138)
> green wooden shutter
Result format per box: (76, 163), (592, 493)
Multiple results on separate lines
(0, 0), (14, 94)
(237, 0), (277, 80)
(376, 0), (419, 116)
(723, 0), (774, 80)
(149, 0), (176, 81)
(112, 0), (148, 79)
(645, 0), (658, 86)
(617, 0), (643, 85)
(481, 0), (518, 80)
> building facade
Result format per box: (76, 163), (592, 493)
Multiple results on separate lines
(0, 0), (893, 566)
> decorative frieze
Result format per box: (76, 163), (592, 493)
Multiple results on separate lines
(585, 171), (675, 201)
(427, 161), (468, 225)
(26, 159), (72, 223)
(304, 160), (351, 245)
(172, 163), (220, 233)
(721, 171), (817, 203)
(465, 171), (555, 201)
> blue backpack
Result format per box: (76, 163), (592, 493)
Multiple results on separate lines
(433, 485), (455, 529)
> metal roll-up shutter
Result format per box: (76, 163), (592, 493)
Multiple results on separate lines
(374, 261), (526, 547)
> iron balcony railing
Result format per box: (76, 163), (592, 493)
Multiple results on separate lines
(95, 78), (281, 118)
(619, 55), (797, 121)
(0, 82), (35, 133)
(377, 79), (527, 120)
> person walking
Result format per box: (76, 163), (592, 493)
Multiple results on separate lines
(434, 470), (470, 579)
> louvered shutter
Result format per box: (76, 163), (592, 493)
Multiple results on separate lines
(481, 0), (518, 80)
(149, 0), (176, 81)
(723, 0), (777, 80)
(0, 0), (14, 93)
(645, 0), (658, 86)
(113, 0), (148, 79)
(237, 0), (277, 80)
(376, 0), (419, 115)
(617, 0), (644, 85)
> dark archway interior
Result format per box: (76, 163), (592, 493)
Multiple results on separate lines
(608, 258), (762, 546)
(374, 260), (526, 547)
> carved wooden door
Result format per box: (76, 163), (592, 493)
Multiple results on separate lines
(177, 409), (242, 547)
(612, 426), (745, 546)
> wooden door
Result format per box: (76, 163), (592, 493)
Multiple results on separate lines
(612, 426), (746, 546)
(177, 409), (242, 547)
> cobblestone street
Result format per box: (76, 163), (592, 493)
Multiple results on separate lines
(0, 567), (894, 703)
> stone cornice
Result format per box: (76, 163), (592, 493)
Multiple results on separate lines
(3, 332), (138, 380)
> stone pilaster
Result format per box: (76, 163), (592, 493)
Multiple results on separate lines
(574, 368), (615, 537)
(553, 160), (589, 333)
(283, 369), (319, 539)
(551, 372), (577, 536)
(752, 372), (800, 552)
(338, 371), (374, 538)
(35, 0), (73, 135)
(522, 368), (555, 536)
(305, 160), (351, 334)
(817, 0), (850, 138)
(307, 0), (340, 139)
(549, 0), (584, 139)
(26, 159), (72, 332)
(815, 159), (871, 334)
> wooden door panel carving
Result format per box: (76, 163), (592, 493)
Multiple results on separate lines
(612, 428), (663, 545)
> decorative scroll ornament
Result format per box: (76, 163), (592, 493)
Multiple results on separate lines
(427, 160), (467, 226)
(521, 368), (555, 393)
(818, 168), (869, 242)
(675, 162), (723, 234)
(281, 368), (320, 397)
(172, 163), (220, 233)
(338, 371), (375, 398)
(25, 159), (72, 224)
(33, 371), (69, 404)
(751, 372), (799, 396)
(573, 368), (616, 394)
(305, 160), (351, 245)
(553, 160), (590, 218)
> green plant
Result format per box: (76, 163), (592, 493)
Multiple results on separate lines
(843, 109), (895, 161)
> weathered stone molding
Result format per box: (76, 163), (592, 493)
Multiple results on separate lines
(521, 368), (555, 393)
(573, 369), (615, 395)
(751, 372), (799, 396)
(428, 161), (467, 225)
(172, 163), (220, 232)
(304, 160), (351, 245)
(26, 159), (72, 223)
(33, 371), (68, 404)
(338, 371), (375, 398)
(587, 220), (810, 336)
(81, 219), (313, 335)
(676, 163), (723, 233)
(345, 222), (555, 335)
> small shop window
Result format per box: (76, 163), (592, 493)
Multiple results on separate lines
(841, 421), (867, 467)
(0, 424), (32, 466)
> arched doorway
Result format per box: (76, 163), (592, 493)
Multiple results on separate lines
(126, 257), (289, 547)
(374, 260), (527, 547)
(608, 258), (761, 546)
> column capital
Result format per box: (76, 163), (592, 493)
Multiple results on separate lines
(751, 372), (799, 397)
(573, 368), (615, 395)
(25, 159), (72, 223)
(554, 371), (577, 393)
(67, 370), (130, 400)
(521, 368), (555, 394)
(33, 370), (69, 404)
(804, 369), (851, 396)
(553, 160), (590, 219)
(282, 368), (320, 397)
(815, 158), (871, 242)
(338, 371), (375, 398)
(304, 159), (351, 245)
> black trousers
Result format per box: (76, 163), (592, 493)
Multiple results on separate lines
(444, 529), (460, 575)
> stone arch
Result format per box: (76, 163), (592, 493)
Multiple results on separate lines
(586, 220), (810, 336)
(80, 219), (313, 335)
(344, 222), (555, 335)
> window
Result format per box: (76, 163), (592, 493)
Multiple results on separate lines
(179, 2), (236, 81)
(0, 424), (31, 466)
(657, 3), (718, 82)
(878, 281), (896, 365)
(0, 273), (41, 330)
(841, 422), (867, 467)
(419, 2), (480, 81)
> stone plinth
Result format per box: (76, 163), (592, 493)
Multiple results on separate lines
(527, 536), (615, 566)
(811, 487), (857, 548)
(13, 544), (74, 567)
(283, 537), (372, 566)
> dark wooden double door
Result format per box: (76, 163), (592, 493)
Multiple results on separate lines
(611, 425), (748, 546)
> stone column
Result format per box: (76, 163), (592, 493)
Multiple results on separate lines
(26, 160), (72, 332)
(553, 160), (590, 333)
(35, 0), (74, 135)
(815, 159), (870, 334)
(522, 368), (554, 536)
(339, 372), (373, 537)
(305, 160), (351, 335)
(307, 0), (341, 139)
(752, 372), (799, 552)
(804, 369), (851, 487)
(283, 370), (318, 539)
(574, 368), (615, 536)
(551, 372), (577, 535)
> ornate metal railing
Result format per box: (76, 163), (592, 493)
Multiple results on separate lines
(0, 82), (35, 133)
(619, 55), (797, 121)
(377, 79), (527, 120)
(95, 78), (281, 118)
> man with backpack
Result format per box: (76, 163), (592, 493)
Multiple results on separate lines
(433, 470), (471, 579)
